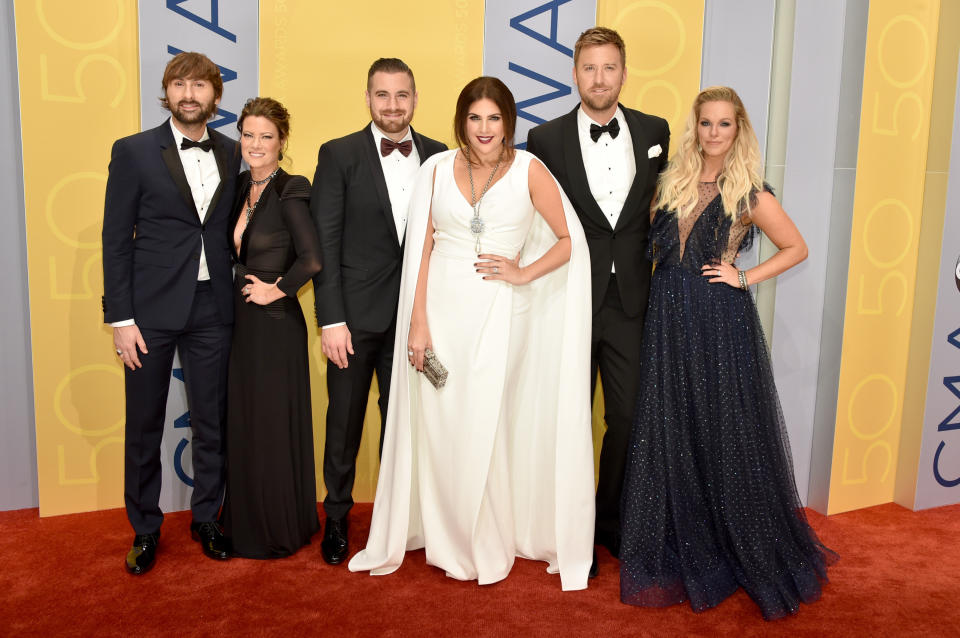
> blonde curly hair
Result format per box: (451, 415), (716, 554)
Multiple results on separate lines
(654, 86), (763, 222)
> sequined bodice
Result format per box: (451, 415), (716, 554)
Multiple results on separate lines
(649, 182), (755, 272)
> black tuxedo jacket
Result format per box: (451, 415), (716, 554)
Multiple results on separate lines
(102, 119), (240, 330)
(310, 124), (447, 333)
(526, 104), (669, 317)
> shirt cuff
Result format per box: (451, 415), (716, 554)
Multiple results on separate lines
(321, 322), (346, 330)
(111, 319), (136, 327)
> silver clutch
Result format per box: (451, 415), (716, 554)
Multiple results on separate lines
(421, 348), (448, 389)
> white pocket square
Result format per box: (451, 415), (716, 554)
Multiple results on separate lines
(648, 144), (662, 158)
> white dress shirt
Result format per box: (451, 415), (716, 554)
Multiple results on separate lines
(171, 118), (220, 280)
(371, 122), (420, 244)
(578, 106), (636, 228)
(322, 124), (420, 332)
(578, 107), (635, 273)
(111, 120), (220, 327)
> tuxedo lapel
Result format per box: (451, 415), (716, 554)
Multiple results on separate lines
(158, 122), (199, 218)
(411, 126), (428, 163)
(361, 125), (401, 247)
(206, 131), (230, 223)
(561, 108), (608, 227)
(615, 107), (652, 231)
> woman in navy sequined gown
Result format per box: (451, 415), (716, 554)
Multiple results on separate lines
(619, 87), (837, 620)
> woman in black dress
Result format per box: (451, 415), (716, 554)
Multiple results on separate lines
(619, 86), (837, 619)
(221, 97), (322, 558)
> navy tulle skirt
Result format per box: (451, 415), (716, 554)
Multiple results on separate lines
(619, 263), (837, 620)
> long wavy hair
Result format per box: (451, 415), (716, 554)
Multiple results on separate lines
(655, 86), (763, 221)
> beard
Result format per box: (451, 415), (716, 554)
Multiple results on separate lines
(578, 85), (621, 114)
(371, 108), (413, 135)
(171, 99), (217, 126)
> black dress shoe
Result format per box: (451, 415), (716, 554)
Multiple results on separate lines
(190, 521), (231, 560)
(321, 517), (349, 565)
(126, 533), (159, 575)
(589, 549), (598, 579)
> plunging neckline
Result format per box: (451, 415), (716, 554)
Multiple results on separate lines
(677, 191), (722, 261)
(234, 173), (278, 261)
(451, 151), (518, 212)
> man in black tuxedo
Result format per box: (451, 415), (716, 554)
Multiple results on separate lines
(102, 52), (239, 575)
(526, 28), (670, 573)
(311, 58), (447, 565)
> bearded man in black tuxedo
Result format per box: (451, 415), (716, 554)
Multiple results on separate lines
(526, 28), (670, 575)
(102, 52), (240, 575)
(310, 58), (447, 565)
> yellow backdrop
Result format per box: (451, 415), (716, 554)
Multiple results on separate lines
(259, 0), (486, 502)
(829, 0), (942, 514)
(17, 0), (140, 516)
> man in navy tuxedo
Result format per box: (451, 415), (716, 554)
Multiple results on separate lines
(102, 52), (240, 575)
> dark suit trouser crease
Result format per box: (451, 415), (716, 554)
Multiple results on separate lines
(591, 274), (645, 555)
(323, 322), (395, 520)
(124, 282), (232, 535)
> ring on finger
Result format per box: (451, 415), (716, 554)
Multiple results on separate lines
(493, 266), (499, 274)
(116, 348), (123, 355)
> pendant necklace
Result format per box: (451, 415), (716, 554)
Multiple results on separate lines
(465, 147), (504, 253)
(242, 168), (279, 239)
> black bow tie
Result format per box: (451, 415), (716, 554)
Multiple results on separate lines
(589, 118), (620, 142)
(180, 138), (214, 152)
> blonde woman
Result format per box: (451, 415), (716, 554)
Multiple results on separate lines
(619, 87), (837, 619)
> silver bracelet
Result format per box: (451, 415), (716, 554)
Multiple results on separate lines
(738, 269), (748, 290)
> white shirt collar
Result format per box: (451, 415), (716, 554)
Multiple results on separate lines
(577, 105), (625, 130)
(169, 118), (211, 145)
(370, 121), (413, 147)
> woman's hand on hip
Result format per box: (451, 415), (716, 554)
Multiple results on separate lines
(476, 253), (527, 285)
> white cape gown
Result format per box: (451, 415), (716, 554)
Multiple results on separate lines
(348, 149), (594, 591)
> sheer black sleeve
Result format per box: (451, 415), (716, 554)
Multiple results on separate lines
(277, 175), (323, 297)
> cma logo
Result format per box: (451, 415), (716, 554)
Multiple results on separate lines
(935, 306), (960, 487)
(171, 368), (194, 487)
(166, 0), (240, 130)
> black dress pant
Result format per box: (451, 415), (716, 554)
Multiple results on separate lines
(123, 282), (232, 535)
(322, 322), (395, 520)
(591, 274), (645, 555)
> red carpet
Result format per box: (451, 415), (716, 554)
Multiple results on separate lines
(0, 502), (957, 637)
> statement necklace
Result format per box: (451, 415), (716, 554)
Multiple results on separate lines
(465, 147), (504, 253)
(242, 168), (279, 239)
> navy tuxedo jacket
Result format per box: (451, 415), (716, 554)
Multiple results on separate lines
(102, 119), (240, 330)
(310, 124), (447, 333)
(526, 104), (670, 318)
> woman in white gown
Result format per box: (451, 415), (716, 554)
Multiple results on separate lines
(348, 77), (595, 590)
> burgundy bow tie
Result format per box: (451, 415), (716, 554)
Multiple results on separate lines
(380, 137), (413, 157)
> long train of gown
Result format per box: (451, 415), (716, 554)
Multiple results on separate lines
(619, 182), (838, 619)
(348, 150), (595, 590)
